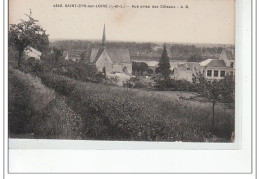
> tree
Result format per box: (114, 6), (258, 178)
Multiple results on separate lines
(192, 72), (222, 130)
(132, 61), (150, 75)
(8, 10), (49, 67)
(219, 74), (235, 103)
(80, 51), (88, 62)
(155, 44), (171, 79)
(188, 54), (203, 62)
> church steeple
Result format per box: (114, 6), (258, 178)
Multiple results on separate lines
(102, 24), (106, 47)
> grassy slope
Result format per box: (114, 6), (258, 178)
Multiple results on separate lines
(8, 68), (84, 139)
(8, 67), (234, 142)
(40, 73), (234, 142)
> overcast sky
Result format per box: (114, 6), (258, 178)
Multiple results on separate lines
(9, 0), (235, 44)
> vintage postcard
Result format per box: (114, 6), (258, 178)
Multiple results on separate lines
(8, 0), (236, 145)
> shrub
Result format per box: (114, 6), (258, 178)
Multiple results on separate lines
(19, 58), (45, 76)
(8, 68), (83, 139)
(34, 97), (84, 139)
(125, 76), (154, 90)
(8, 68), (55, 134)
(153, 76), (197, 92)
(40, 73), (77, 96)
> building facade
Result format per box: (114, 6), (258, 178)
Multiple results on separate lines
(199, 49), (235, 80)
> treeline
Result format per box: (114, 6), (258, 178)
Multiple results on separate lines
(50, 40), (228, 61)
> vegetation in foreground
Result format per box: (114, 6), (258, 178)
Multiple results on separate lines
(8, 68), (84, 139)
(9, 67), (234, 142)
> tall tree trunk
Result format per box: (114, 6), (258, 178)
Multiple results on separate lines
(211, 101), (215, 131)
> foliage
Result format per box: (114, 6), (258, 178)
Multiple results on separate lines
(62, 61), (103, 82)
(8, 11), (49, 67)
(41, 47), (64, 67)
(105, 76), (119, 86)
(124, 76), (154, 90)
(218, 75), (235, 103)
(8, 68), (84, 139)
(188, 54), (203, 62)
(192, 71), (224, 130)
(9, 67), (234, 141)
(40, 73), (77, 96)
(153, 76), (197, 92)
(39, 73), (234, 141)
(132, 61), (152, 75)
(192, 72), (221, 103)
(25, 48), (105, 83)
(155, 44), (171, 79)
(18, 58), (45, 76)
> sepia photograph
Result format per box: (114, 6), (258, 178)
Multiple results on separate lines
(8, 0), (236, 143)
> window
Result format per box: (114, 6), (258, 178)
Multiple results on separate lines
(214, 70), (219, 77)
(207, 70), (212, 77)
(230, 71), (234, 76)
(230, 62), (234, 68)
(220, 71), (225, 77)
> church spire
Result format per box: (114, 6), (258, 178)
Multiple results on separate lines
(102, 24), (106, 47)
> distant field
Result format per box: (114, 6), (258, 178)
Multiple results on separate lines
(8, 68), (234, 142)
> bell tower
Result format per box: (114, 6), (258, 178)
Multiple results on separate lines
(102, 24), (106, 47)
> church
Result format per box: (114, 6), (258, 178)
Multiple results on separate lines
(90, 25), (132, 75)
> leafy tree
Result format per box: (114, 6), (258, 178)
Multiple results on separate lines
(132, 61), (150, 75)
(192, 72), (222, 130)
(155, 44), (171, 79)
(219, 74), (235, 103)
(188, 54), (203, 62)
(8, 10), (49, 67)
(80, 51), (88, 62)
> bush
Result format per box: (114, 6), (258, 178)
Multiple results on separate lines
(40, 73), (77, 96)
(34, 97), (84, 139)
(19, 58), (45, 76)
(153, 76), (197, 92)
(125, 76), (154, 90)
(8, 68), (84, 139)
(8, 68), (55, 134)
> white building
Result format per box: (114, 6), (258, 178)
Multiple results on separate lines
(199, 49), (235, 80)
(24, 47), (42, 60)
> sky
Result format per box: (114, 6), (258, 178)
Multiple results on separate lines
(9, 0), (235, 44)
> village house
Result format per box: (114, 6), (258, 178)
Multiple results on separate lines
(90, 25), (132, 75)
(171, 62), (201, 82)
(199, 49), (235, 80)
(23, 46), (41, 60)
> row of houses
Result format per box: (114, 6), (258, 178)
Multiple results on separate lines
(22, 25), (235, 82)
(131, 48), (234, 82)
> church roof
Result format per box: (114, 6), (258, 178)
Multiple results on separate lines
(90, 48), (99, 62)
(106, 48), (131, 63)
(90, 47), (131, 64)
(94, 47), (105, 62)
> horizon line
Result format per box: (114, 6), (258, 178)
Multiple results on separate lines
(49, 38), (235, 46)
